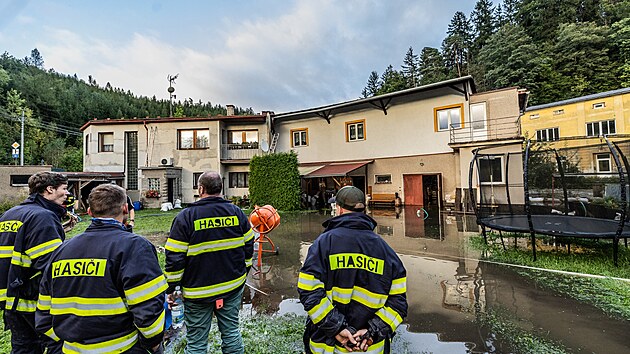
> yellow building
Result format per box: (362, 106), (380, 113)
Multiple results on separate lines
(521, 87), (630, 173)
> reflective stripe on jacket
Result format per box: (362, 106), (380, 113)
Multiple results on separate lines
(298, 212), (408, 354)
(165, 196), (254, 303)
(35, 220), (167, 350)
(0, 193), (66, 312)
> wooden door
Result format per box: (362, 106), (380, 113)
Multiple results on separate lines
(403, 174), (424, 206)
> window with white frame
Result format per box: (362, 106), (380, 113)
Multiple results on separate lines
(586, 120), (616, 137)
(592, 102), (605, 109)
(479, 156), (503, 184)
(529, 113), (540, 119)
(536, 127), (560, 142)
(178, 129), (210, 149)
(471, 103), (486, 130)
(291, 128), (308, 147)
(596, 153), (612, 173)
(98, 132), (114, 152)
(10, 175), (30, 186)
(148, 178), (160, 191)
(553, 109), (564, 115)
(435, 104), (463, 131)
(346, 120), (365, 142)
(375, 174), (392, 184)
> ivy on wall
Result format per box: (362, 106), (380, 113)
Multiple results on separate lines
(249, 151), (300, 211)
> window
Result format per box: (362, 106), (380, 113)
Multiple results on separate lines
(291, 128), (308, 147)
(229, 172), (249, 188)
(470, 103), (486, 130)
(228, 130), (258, 144)
(375, 174), (392, 184)
(479, 156), (503, 184)
(593, 102), (605, 109)
(434, 104), (463, 131)
(147, 178), (160, 191)
(192, 172), (203, 189)
(346, 120), (365, 142)
(536, 127), (560, 142)
(529, 114), (540, 119)
(586, 120), (616, 137)
(553, 109), (564, 115)
(178, 129), (209, 149)
(596, 153), (612, 173)
(10, 175), (30, 186)
(85, 134), (89, 155)
(98, 132), (114, 152)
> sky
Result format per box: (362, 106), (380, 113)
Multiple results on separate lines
(0, 0), (486, 113)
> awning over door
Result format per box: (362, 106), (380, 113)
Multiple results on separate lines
(298, 165), (326, 177)
(302, 161), (372, 178)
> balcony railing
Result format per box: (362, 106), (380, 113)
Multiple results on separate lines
(221, 143), (262, 160)
(450, 115), (521, 144)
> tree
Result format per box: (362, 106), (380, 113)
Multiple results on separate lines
(29, 48), (44, 69)
(553, 22), (617, 98)
(441, 11), (473, 77)
(610, 18), (630, 86)
(377, 65), (406, 94)
(401, 47), (420, 88)
(249, 152), (300, 210)
(501, 0), (520, 25)
(471, 0), (496, 55)
(418, 47), (447, 85)
(361, 71), (380, 97)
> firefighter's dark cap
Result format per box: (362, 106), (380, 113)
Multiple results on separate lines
(335, 186), (365, 212)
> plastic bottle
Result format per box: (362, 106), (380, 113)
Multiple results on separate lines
(171, 286), (184, 329)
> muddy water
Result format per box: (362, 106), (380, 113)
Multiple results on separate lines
(242, 207), (630, 354)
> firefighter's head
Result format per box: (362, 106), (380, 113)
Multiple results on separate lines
(197, 171), (222, 197)
(88, 183), (128, 219)
(335, 186), (366, 215)
(29, 171), (69, 206)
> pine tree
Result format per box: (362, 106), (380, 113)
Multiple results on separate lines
(377, 65), (406, 94)
(441, 11), (473, 77)
(502, 0), (520, 25)
(29, 48), (44, 69)
(361, 71), (380, 97)
(471, 0), (496, 56)
(401, 47), (420, 88)
(418, 47), (447, 85)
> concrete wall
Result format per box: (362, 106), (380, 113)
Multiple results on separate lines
(0, 165), (52, 202)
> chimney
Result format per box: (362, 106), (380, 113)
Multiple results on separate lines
(226, 105), (235, 116)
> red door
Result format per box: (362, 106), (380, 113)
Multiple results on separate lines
(403, 174), (424, 206)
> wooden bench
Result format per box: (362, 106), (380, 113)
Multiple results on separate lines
(369, 193), (396, 206)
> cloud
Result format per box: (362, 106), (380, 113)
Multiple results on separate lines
(35, 0), (468, 113)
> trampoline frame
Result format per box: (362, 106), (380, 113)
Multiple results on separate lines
(469, 136), (629, 266)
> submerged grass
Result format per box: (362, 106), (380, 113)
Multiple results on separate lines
(471, 234), (630, 321)
(477, 307), (568, 354)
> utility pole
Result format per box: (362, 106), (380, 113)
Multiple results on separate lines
(20, 109), (24, 166)
(167, 74), (178, 117)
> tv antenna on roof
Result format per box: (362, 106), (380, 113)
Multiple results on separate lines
(167, 74), (179, 117)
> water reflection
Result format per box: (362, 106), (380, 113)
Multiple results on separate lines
(242, 207), (630, 354)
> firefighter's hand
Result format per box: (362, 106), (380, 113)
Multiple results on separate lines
(166, 293), (176, 309)
(151, 343), (164, 354)
(335, 328), (357, 352)
(352, 329), (373, 351)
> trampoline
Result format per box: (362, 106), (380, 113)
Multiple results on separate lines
(469, 137), (630, 266)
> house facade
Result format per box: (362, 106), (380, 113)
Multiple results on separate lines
(273, 77), (527, 208)
(521, 87), (630, 173)
(81, 107), (271, 208)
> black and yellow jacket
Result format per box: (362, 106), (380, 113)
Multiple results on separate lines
(0, 193), (66, 313)
(298, 213), (408, 354)
(165, 197), (254, 303)
(35, 219), (167, 352)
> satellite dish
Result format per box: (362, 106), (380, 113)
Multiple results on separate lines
(260, 140), (269, 152)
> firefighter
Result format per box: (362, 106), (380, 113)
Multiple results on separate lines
(35, 183), (167, 353)
(298, 186), (408, 354)
(165, 171), (254, 354)
(0, 171), (68, 354)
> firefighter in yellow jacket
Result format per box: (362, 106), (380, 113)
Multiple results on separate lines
(36, 183), (167, 353)
(0, 171), (68, 354)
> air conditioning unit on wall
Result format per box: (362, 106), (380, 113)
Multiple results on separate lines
(160, 157), (174, 166)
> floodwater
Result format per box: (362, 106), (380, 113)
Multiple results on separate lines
(241, 207), (630, 354)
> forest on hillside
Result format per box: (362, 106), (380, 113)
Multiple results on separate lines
(362, 0), (630, 106)
(0, 51), (253, 170)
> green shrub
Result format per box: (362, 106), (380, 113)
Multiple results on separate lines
(249, 152), (300, 211)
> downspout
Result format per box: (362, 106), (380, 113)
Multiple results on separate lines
(143, 120), (149, 167)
